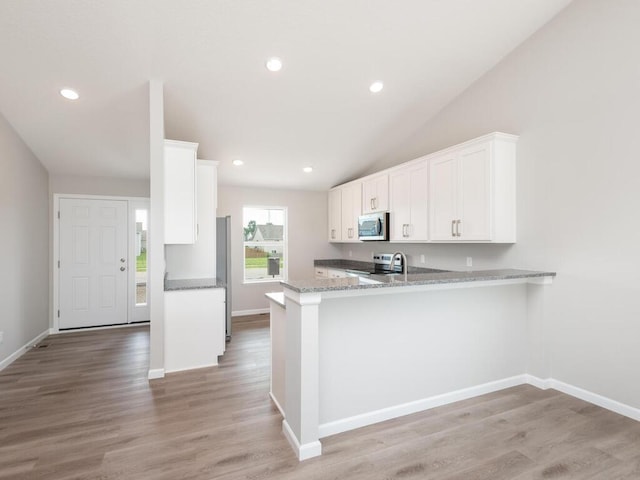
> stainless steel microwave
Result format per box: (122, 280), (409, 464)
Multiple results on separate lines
(358, 212), (389, 241)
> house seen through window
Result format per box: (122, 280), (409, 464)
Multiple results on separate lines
(243, 206), (287, 283)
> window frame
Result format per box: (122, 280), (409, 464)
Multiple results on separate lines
(242, 205), (288, 284)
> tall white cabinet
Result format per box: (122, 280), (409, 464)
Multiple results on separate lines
(389, 160), (429, 242)
(340, 181), (362, 243)
(429, 133), (517, 242)
(328, 181), (362, 243)
(164, 140), (199, 244)
(328, 188), (342, 242)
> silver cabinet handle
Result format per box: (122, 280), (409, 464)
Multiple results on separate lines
(456, 220), (462, 237)
(370, 198), (375, 211)
(331, 229), (335, 239)
(451, 220), (455, 237)
(348, 227), (353, 238)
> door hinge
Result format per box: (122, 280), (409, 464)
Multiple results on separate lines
(57, 310), (60, 318)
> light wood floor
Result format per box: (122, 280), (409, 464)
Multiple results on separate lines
(1, 315), (640, 479)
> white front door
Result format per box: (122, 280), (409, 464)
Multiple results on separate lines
(59, 198), (128, 329)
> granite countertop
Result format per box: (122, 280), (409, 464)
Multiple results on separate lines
(314, 258), (447, 275)
(164, 277), (226, 291)
(282, 268), (556, 293)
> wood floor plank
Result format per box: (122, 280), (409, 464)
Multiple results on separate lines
(1, 315), (640, 479)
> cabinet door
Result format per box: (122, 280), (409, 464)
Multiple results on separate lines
(328, 188), (342, 242)
(362, 174), (389, 213)
(164, 141), (198, 244)
(429, 153), (458, 241)
(341, 182), (361, 242)
(328, 269), (347, 278)
(389, 169), (411, 241)
(408, 162), (429, 241)
(165, 288), (225, 373)
(458, 142), (491, 240)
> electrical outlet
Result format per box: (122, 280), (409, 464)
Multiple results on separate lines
(466, 257), (473, 267)
(420, 254), (425, 264)
(348, 250), (353, 258)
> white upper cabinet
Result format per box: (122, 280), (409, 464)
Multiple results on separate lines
(362, 173), (389, 214)
(340, 180), (362, 243)
(389, 160), (429, 242)
(164, 140), (199, 244)
(329, 181), (362, 243)
(327, 132), (517, 245)
(428, 133), (517, 243)
(328, 188), (342, 242)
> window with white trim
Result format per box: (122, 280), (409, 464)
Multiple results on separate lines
(243, 206), (287, 283)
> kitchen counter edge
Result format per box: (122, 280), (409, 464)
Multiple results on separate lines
(164, 277), (226, 291)
(281, 269), (556, 293)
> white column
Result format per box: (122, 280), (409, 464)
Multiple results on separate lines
(282, 288), (322, 460)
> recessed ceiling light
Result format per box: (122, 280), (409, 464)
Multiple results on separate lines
(369, 81), (384, 94)
(232, 159), (244, 166)
(60, 88), (79, 100)
(303, 166), (313, 173)
(266, 57), (283, 72)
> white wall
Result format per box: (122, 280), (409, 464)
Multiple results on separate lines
(0, 111), (49, 366)
(343, 0), (640, 409)
(148, 80), (165, 376)
(217, 185), (340, 314)
(49, 174), (149, 198)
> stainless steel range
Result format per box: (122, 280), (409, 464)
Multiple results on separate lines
(372, 253), (404, 274)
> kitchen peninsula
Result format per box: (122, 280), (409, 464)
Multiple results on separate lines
(268, 267), (555, 460)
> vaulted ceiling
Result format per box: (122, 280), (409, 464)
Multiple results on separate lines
(0, 0), (572, 190)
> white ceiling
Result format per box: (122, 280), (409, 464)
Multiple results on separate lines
(0, 0), (572, 190)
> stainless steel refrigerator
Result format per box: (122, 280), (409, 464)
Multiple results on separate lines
(216, 216), (232, 340)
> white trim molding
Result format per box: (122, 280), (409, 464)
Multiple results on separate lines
(0, 329), (50, 372)
(232, 308), (269, 317)
(147, 368), (165, 380)
(283, 420), (322, 461)
(525, 375), (640, 423)
(318, 374), (640, 440)
(319, 375), (528, 438)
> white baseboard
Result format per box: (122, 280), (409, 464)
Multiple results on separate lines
(525, 375), (640, 422)
(0, 329), (51, 372)
(232, 308), (269, 317)
(282, 420), (322, 461)
(318, 374), (640, 440)
(270, 392), (286, 417)
(147, 368), (165, 380)
(318, 375), (528, 438)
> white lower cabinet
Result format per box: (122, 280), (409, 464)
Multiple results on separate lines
(165, 287), (225, 373)
(328, 268), (348, 279)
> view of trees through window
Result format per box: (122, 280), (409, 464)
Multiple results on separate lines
(243, 206), (286, 283)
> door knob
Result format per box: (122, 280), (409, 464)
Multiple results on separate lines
(120, 266), (126, 271)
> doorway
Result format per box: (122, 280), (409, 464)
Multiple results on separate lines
(54, 195), (150, 330)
